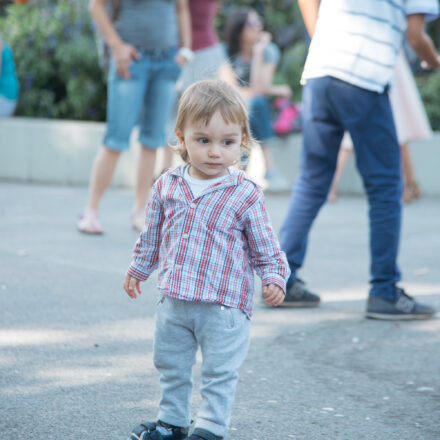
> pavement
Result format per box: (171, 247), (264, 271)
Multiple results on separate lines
(0, 182), (439, 440)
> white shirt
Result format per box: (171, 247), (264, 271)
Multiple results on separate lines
(183, 165), (229, 198)
(301, 0), (439, 92)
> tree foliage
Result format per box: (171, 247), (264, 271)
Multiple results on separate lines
(0, 0), (439, 127)
(0, 0), (106, 120)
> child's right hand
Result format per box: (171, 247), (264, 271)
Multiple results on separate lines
(124, 273), (142, 299)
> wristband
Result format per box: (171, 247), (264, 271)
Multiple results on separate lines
(178, 46), (194, 62)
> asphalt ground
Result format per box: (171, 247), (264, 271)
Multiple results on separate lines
(0, 182), (439, 440)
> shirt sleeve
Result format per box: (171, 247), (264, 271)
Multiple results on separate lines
(264, 42), (281, 65)
(242, 189), (290, 292)
(127, 181), (165, 281)
(405, 0), (439, 21)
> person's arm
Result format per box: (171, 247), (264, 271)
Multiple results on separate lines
(89, 0), (140, 78)
(175, 0), (192, 66)
(241, 187), (290, 298)
(298, 0), (320, 38)
(249, 32), (274, 95)
(218, 61), (256, 99)
(406, 14), (440, 70)
(249, 34), (292, 97)
(126, 181), (165, 282)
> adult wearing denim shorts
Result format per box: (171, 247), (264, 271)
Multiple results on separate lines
(78, 0), (191, 234)
(279, 0), (440, 319)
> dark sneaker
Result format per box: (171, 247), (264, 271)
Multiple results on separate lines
(185, 428), (223, 440)
(279, 278), (320, 308)
(366, 288), (435, 320)
(129, 420), (188, 440)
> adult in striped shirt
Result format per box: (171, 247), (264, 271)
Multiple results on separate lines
(123, 80), (289, 440)
(279, 0), (439, 319)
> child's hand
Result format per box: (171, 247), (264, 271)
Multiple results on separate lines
(124, 273), (142, 299)
(263, 284), (285, 307)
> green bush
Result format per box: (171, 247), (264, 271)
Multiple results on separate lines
(0, 0), (106, 120)
(1, 0), (437, 128)
(417, 71), (440, 131)
(274, 41), (308, 102)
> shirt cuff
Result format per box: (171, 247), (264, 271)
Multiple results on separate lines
(262, 274), (287, 294)
(127, 264), (150, 281)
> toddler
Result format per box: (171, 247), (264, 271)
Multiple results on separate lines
(124, 80), (290, 440)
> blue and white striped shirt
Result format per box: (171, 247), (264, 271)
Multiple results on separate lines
(301, 0), (439, 92)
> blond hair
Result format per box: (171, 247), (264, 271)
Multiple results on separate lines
(174, 80), (256, 163)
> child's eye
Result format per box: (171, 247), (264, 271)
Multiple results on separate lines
(198, 137), (209, 144)
(223, 140), (234, 146)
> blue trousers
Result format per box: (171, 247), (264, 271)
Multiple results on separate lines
(248, 95), (275, 142)
(279, 77), (402, 300)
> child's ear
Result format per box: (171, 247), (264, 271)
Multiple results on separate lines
(176, 130), (185, 145)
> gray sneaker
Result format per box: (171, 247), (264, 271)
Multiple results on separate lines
(279, 278), (321, 308)
(366, 288), (435, 320)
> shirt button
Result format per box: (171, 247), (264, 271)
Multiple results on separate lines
(190, 203), (196, 209)
(182, 233), (189, 240)
(175, 264), (182, 270)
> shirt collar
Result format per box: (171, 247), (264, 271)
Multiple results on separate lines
(169, 164), (245, 188)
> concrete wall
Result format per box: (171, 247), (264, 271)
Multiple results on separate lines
(1, 117), (439, 195)
(270, 133), (440, 197)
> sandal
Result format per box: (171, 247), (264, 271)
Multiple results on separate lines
(403, 181), (421, 204)
(77, 209), (103, 234)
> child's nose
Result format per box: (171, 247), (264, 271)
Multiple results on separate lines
(208, 145), (221, 157)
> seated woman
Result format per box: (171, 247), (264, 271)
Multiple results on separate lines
(223, 7), (291, 192)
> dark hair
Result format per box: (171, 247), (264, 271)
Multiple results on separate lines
(225, 7), (253, 58)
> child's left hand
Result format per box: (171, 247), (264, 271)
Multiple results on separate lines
(263, 284), (285, 307)
(124, 273), (142, 299)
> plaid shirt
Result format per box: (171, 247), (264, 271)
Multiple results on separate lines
(127, 165), (290, 317)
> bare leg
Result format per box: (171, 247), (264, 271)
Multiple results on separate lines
(86, 146), (121, 211)
(401, 143), (421, 203)
(401, 143), (416, 185)
(135, 146), (157, 212)
(328, 148), (352, 202)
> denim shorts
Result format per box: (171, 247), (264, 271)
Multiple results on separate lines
(247, 95), (275, 143)
(104, 47), (181, 151)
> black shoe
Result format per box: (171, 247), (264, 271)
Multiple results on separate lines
(366, 287), (435, 320)
(279, 278), (320, 308)
(129, 420), (188, 440)
(185, 428), (223, 440)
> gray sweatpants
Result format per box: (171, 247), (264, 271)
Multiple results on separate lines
(153, 296), (250, 438)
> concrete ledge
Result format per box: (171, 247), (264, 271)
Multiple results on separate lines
(270, 133), (440, 197)
(0, 117), (137, 187)
(1, 117), (439, 195)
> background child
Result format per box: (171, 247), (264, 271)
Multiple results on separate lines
(123, 80), (289, 440)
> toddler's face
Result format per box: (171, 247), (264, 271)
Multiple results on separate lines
(178, 111), (243, 180)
